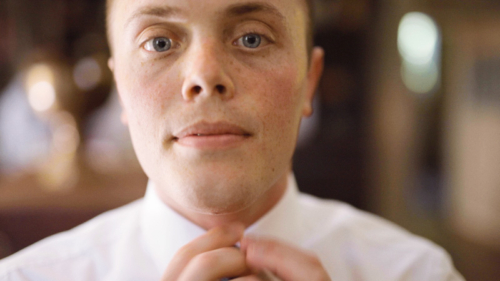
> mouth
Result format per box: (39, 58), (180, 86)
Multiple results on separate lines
(172, 121), (252, 149)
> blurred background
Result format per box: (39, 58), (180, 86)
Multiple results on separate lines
(0, 0), (499, 279)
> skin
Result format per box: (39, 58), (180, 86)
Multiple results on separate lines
(108, 0), (327, 279)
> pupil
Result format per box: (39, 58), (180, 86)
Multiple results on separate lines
(244, 34), (261, 48)
(154, 38), (171, 52)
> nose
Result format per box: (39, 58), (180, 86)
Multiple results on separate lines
(181, 41), (235, 101)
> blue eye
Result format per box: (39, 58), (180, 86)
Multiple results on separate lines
(241, 34), (262, 48)
(145, 37), (172, 52)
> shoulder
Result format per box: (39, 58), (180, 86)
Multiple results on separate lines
(297, 192), (437, 248)
(0, 199), (143, 279)
(296, 193), (464, 280)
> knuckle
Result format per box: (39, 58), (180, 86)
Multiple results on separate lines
(176, 244), (195, 259)
(301, 253), (330, 281)
(190, 252), (219, 270)
(259, 240), (279, 255)
(245, 275), (264, 281)
(308, 257), (330, 281)
(308, 254), (322, 266)
(299, 248), (320, 264)
(312, 270), (330, 281)
(214, 225), (235, 238)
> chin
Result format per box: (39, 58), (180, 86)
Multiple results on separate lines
(181, 177), (260, 214)
(149, 153), (288, 215)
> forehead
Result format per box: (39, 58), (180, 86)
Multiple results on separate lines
(108, 0), (307, 28)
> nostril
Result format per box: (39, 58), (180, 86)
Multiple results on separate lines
(215, 84), (226, 94)
(193, 85), (202, 94)
(187, 84), (228, 97)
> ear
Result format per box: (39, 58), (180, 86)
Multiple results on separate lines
(108, 57), (128, 125)
(302, 47), (324, 117)
(108, 57), (115, 72)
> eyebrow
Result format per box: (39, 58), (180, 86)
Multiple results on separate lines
(224, 2), (285, 20)
(125, 6), (184, 28)
(124, 2), (285, 29)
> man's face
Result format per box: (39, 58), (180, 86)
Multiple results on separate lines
(109, 0), (323, 213)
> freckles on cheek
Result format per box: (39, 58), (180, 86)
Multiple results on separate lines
(259, 68), (303, 127)
(124, 64), (175, 118)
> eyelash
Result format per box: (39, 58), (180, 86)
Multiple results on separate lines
(233, 30), (272, 47)
(140, 31), (273, 54)
(142, 37), (177, 53)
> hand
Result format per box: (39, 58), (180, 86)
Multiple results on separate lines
(160, 223), (250, 281)
(237, 236), (331, 281)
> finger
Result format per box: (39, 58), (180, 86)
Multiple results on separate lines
(232, 270), (282, 281)
(161, 223), (245, 281)
(231, 275), (263, 281)
(256, 269), (283, 281)
(178, 247), (250, 281)
(241, 236), (330, 281)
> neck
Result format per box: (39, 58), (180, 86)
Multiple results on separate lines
(157, 173), (289, 230)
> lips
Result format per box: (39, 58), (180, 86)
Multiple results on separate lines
(173, 121), (251, 149)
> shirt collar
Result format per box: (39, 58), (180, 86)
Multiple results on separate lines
(140, 173), (306, 274)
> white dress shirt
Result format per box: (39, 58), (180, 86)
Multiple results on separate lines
(0, 175), (464, 280)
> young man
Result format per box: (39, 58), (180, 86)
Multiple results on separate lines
(0, 0), (464, 280)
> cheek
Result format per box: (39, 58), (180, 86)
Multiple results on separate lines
(117, 59), (179, 126)
(236, 59), (306, 168)
(115, 60), (182, 172)
(256, 65), (305, 134)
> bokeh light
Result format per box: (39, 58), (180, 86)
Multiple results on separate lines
(398, 12), (441, 95)
(400, 60), (439, 94)
(73, 56), (102, 91)
(398, 12), (439, 66)
(28, 81), (56, 112)
(26, 63), (57, 112)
